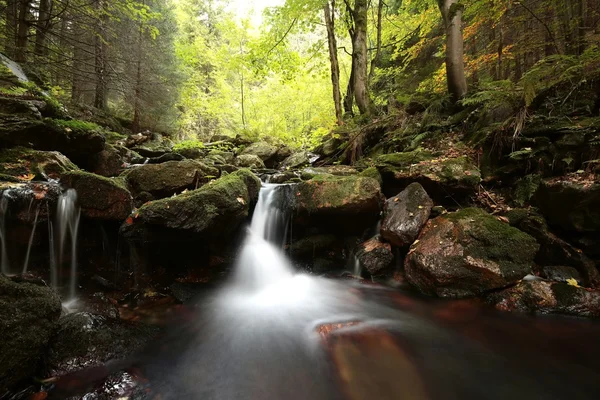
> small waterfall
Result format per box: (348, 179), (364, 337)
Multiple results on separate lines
(22, 205), (40, 273)
(54, 189), (80, 300)
(352, 254), (362, 277)
(0, 194), (9, 274)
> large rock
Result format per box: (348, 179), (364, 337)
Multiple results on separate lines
(380, 183), (433, 247)
(405, 208), (539, 298)
(61, 171), (133, 221)
(47, 312), (157, 376)
(355, 236), (394, 276)
(241, 142), (278, 167)
(122, 160), (219, 200)
(487, 280), (600, 317)
(280, 151), (310, 170)
(121, 169), (261, 242)
(236, 154), (265, 169)
(0, 146), (78, 180)
(89, 144), (124, 177)
(130, 132), (174, 158)
(376, 150), (481, 201)
(535, 179), (600, 233)
(507, 210), (600, 287)
(0, 276), (61, 393)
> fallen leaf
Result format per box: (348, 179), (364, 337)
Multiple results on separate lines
(125, 217), (134, 225)
(237, 197), (246, 205)
(497, 216), (509, 223)
(566, 278), (579, 287)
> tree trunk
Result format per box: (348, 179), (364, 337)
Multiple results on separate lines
(437, 0), (468, 101)
(369, 0), (384, 80)
(94, 0), (108, 110)
(352, 0), (371, 114)
(34, 0), (52, 57)
(5, 0), (18, 57)
(132, 15), (144, 134)
(16, 0), (32, 63)
(324, 0), (342, 125)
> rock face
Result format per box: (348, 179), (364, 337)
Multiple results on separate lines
(0, 276), (61, 393)
(376, 150), (481, 200)
(121, 169), (261, 242)
(47, 312), (157, 376)
(355, 236), (394, 276)
(487, 280), (600, 317)
(535, 179), (600, 233)
(122, 160), (219, 200)
(61, 171), (133, 221)
(405, 208), (539, 298)
(236, 154), (265, 169)
(241, 142), (278, 167)
(0, 147), (78, 180)
(381, 183), (433, 247)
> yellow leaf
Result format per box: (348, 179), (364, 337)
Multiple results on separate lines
(566, 278), (579, 287)
(237, 197), (246, 205)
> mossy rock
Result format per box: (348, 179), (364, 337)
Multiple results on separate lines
(236, 154), (265, 169)
(0, 275), (61, 394)
(241, 142), (279, 167)
(405, 208), (539, 298)
(0, 146), (78, 180)
(121, 160), (219, 200)
(121, 169), (261, 242)
(280, 151), (310, 170)
(61, 171), (133, 221)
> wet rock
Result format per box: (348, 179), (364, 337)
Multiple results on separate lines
(121, 169), (261, 242)
(0, 180), (63, 223)
(236, 154), (265, 169)
(47, 312), (157, 376)
(381, 183), (433, 247)
(269, 171), (298, 184)
(487, 280), (600, 317)
(241, 142), (278, 167)
(146, 152), (185, 164)
(90, 144), (124, 177)
(507, 210), (600, 287)
(376, 150), (481, 201)
(430, 205), (447, 218)
(0, 275), (61, 394)
(280, 151), (310, 170)
(61, 171), (133, 221)
(121, 160), (219, 200)
(0, 147), (78, 180)
(170, 282), (209, 304)
(405, 208), (539, 298)
(288, 235), (338, 258)
(355, 236), (394, 276)
(542, 266), (582, 285)
(535, 179), (600, 233)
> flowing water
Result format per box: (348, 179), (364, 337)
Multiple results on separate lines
(87, 183), (600, 400)
(54, 189), (80, 301)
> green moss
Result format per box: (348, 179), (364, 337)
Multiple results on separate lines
(63, 170), (128, 190)
(105, 131), (127, 144)
(359, 167), (382, 185)
(439, 157), (482, 186)
(296, 175), (381, 213)
(375, 148), (434, 168)
(51, 119), (103, 132)
(174, 140), (205, 152)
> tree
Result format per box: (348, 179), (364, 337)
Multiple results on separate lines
(343, 0), (371, 115)
(437, 0), (467, 101)
(324, 0), (342, 125)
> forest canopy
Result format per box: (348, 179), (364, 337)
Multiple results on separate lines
(0, 0), (598, 148)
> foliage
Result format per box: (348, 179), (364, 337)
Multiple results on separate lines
(173, 139), (205, 152)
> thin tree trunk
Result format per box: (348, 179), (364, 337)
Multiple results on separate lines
(344, 63), (355, 115)
(16, 0), (32, 63)
(34, 0), (52, 57)
(368, 0), (384, 80)
(94, 0), (108, 110)
(437, 0), (468, 101)
(352, 0), (371, 114)
(324, 0), (343, 125)
(132, 13), (144, 133)
(5, 0), (18, 57)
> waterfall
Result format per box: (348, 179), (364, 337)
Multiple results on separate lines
(54, 189), (80, 300)
(22, 205), (40, 274)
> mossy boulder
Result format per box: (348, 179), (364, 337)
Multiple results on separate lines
(376, 151), (481, 201)
(241, 142), (278, 167)
(121, 160), (219, 201)
(236, 154), (265, 169)
(487, 280), (600, 317)
(534, 179), (600, 233)
(89, 144), (124, 177)
(61, 171), (133, 221)
(381, 183), (433, 247)
(131, 133), (174, 158)
(300, 165), (358, 180)
(121, 169), (261, 242)
(0, 275), (61, 394)
(405, 208), (539, 298)
(280, 151), (310, 170)
(0, 146), (78, 180)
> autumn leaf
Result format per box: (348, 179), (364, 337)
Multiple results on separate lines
(566, 278), (579, 287)
(236, 197), (246, 205)
(18, 173), (35, 181)
(126, 217), (134, 225)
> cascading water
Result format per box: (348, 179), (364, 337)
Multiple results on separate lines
(22, 205), (40, 274)
(54, 188), (81, 301)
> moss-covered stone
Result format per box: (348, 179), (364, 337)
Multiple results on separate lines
(405, 208), (539, 298)
(359, 167), (382, 185)
(241, 142), (279, 167)
(280, 151), (310, 170)
(0, 275), (61, 393)
(121, 169), (261, 242)
(61, 171), (133, 221)
(236, 154), (265, 169)
(0, 146), (78, 180)
(375, 148), (435, 168)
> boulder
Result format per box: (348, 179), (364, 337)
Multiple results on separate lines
(487, 280), (600, 317)
(131, 133), (174, 157)
(280, 151), (310, 170)
(241, 142), (278, 167)
(376, 150), (481, 200)
(0, 181), (63, 224)
(47, 312), (157, 376)
(269, 171), (298, 184)
(301, 166), (358, 180)
(355, 236), (394, 276)
(0, 276), (61, 393)
(380, 183), (433, 247)
(507, 210), (600, 287)
(405, 208), (539, 298)
(146, 152), (185, 164)
(122, 160), (219, 200)
(90, 144), (124, 177)
(542, 266), (582, 285)
(236, 154), (265, 169)
(0, 147), (78, 180)
(61, 171), (133, 221)
(207, 150), (235, 164)
(288, 235), (339, 258)
(121, 169), (261, 242)
(534, 179), (600, 233)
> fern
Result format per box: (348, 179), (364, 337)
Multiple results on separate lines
(520, 55), (583, 107)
